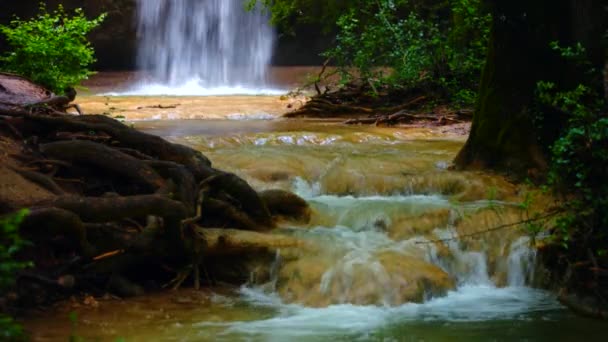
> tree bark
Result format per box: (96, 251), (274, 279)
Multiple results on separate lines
(454, 0), (606, 174)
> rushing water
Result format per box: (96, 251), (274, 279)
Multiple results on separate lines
(132, 0), (279, 95)
(23, 113), (608, 341)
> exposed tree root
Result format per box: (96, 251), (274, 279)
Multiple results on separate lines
(0, 75), (311, 305)
(10, 166), (66, 195)
(40, 140), (167, 193)
(21, 207), (94, 257)
(202, 228), (303, 255)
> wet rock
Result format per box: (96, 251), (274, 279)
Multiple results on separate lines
(276, 251), (455, 307)
(249, 168), (291, 182)
(389, 209), (452, 240)
(0, 72), (54, 105)
(259, 189), (311, 224)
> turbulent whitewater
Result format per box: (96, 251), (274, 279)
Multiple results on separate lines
(131, 0), (279, 95)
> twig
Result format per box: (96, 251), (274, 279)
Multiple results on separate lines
(416, 210), (561, 245)
(93, 249), (125, 261)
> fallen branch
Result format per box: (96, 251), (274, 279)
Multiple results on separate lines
(416, 210), (561, 245)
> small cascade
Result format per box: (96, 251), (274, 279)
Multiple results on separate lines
(23, 121), (573, 341)
(246, 191), (541, 308)
(132, 0), (278, 95)
(507, 236), (537, 286)
(179, 123), (546, 307)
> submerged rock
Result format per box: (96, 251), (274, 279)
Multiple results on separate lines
(275, 251), (454, 307)
(259, 189), (311, 224)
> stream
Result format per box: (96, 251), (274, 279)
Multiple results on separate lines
(23, 95), (608, 341)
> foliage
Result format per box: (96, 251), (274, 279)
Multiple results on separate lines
(326, 0), (490, 103)
(0, 4), (106, 94)
(0, 210), (30, 341)
(246, 0), (356, 34)
(324, 3), (438, 87)
(535, 42), (607, 255)
(249, 0), (490, 105)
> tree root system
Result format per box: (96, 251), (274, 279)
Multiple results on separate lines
(0, 74), (311, 308)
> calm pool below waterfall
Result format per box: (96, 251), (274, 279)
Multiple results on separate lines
(24, 114), (608, 341)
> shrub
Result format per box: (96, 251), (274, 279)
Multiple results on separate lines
(248, 0), (491, 104)
(0, 4), (105, 94)
(533, 40), (607, 262)
(537, 80), (607, 249)
(323, 0), (490, 103)
(0, 210), (30, 341)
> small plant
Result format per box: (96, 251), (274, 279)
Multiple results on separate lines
(0, 209), (30, 341)
(0, 4), (106, 93)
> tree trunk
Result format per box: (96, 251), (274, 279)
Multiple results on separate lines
(454, 0), (606, 174)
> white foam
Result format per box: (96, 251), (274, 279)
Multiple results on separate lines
(102, 79), (287, 96)
(226, 112), (277, 121)
(194, 285), (561, 338)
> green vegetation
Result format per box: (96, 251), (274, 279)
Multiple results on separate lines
(249, 0), (490, 105)
(0, 4), (105, 93)
(254, 0), (607, 307)
(535, 42), (607, 259)
(0, 210), (30, 341)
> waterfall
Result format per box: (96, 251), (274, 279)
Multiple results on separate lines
(133, 0), (278, 95)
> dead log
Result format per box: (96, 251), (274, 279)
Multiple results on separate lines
(285, 92), (428, 119)
(375, 96), (427, 113)
(344, 117), (380, 125)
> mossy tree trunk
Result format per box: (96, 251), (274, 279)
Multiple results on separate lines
(455, 0), (606, 174)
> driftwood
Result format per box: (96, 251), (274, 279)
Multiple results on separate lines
(344, 110), (466, 126)
(284, 82), (429, 119)
(137, 104), (180, 110)
(0, 74), (310, 302)
(284, 78), (474, 127)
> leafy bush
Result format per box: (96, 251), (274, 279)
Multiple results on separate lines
(324, 4), (441, 88)
(534, 41), (607, 258)
(0, 4), (105, 93)
(0, 210), (30, 341)
(251, 0), (490, 104)
(537, 82), (607, 248)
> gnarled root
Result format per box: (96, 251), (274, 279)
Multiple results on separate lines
(1, 82), (310, 299)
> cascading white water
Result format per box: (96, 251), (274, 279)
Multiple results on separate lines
(130, 0), (280, 95)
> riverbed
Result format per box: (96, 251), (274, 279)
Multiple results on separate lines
(22, 80), (608, 341)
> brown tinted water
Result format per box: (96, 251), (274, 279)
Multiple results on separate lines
(22, 79), (608, 341)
